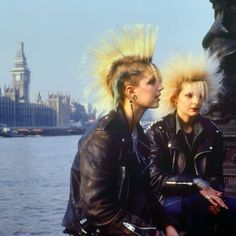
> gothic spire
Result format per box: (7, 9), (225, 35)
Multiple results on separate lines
(13, 42), (29, 70)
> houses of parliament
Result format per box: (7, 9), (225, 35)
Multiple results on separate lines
(0, 42), (70, 128)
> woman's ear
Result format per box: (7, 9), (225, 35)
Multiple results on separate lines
(125, 85), (135, 100)
(172, 95), (178, 106)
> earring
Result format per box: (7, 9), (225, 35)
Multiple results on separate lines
(132, 95), (137, 100)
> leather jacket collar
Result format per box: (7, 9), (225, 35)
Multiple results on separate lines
(115, 105), (147, 146)
(175, 112), (203, 137)
(164, 112), (215, 153)
(165, 111), (215, 136)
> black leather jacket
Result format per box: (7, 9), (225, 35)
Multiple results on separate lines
(62, 107), (175, 235)
(146, 112), (225, 202)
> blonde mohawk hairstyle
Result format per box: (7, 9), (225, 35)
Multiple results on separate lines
(154, 52), (222, 120)
(83, 24), (158, 115)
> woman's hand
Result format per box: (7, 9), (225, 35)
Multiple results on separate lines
(200, 186), (228, 209)
(165, 225), (179, 236)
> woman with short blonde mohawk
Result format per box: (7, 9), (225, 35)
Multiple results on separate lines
(147, 53), (234, 235)
(62, 25), (179, 236)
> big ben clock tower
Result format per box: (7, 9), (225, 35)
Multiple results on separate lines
(11, 42), (31, 103)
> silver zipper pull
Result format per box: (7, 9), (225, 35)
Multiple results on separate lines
(122, 222), (135, 232)
(121, 166), (126, 179)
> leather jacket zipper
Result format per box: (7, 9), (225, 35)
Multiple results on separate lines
(194, 150), (211, 175)
(122, 222), (157, 236)
(118, 166), (126, 201)
(167, 143), (182, 172)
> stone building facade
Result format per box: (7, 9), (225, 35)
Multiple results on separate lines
(0, 42), (70, 128)
(46, 93), (70, 127)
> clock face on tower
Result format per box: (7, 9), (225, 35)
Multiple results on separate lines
(15, 74), (21, 81)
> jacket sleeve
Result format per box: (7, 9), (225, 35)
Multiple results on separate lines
(72, 128), (158, 235)
(146, 126), (204, 196)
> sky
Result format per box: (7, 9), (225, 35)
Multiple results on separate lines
(0, 0), (214, 104)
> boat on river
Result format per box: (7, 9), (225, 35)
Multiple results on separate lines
(0, 127), (25, 137)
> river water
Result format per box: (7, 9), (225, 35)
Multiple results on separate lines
(0, 135), (81, 236)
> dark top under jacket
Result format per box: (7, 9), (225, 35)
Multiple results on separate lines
(62, 107), (176, 236)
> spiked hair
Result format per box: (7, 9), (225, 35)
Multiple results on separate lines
(154, 52), (222, 119)
(83, 24), (158, 115)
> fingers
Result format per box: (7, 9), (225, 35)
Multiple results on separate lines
(165, 225), (179, 236)
(214, 196), (228, 209)
(215, 190), (223, 196)
(205, 194), (228, 209)
(200, 186), (228, 209)
(205, 194), (217, 206)
(209, 204), (221, 215)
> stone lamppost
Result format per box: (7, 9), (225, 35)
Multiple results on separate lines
(203, 0), (236, 196)
(203, 0), (236, 121)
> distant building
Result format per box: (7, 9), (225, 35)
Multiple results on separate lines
(0, 42), (70, 127)
(70, 101), (88, 123)
(0, 95), (56, 127)
(46, 93), (70, 127)
(11, 42), (30, 103)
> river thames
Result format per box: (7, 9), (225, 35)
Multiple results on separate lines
(0, 135), (81, 236)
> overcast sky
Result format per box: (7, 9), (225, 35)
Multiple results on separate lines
(0, 0), (214, 103)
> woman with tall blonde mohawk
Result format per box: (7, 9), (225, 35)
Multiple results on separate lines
(62, 25), (179, 236)
(146, 53), (234, 236)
